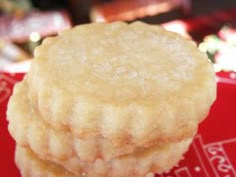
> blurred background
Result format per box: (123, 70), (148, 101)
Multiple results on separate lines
(1, 0), (236, 73)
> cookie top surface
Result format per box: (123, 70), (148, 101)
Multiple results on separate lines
(27, 22), (216, 146)
(31, 22), (211, 103)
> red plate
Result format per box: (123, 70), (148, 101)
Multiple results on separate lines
(1, 72), (236, 177)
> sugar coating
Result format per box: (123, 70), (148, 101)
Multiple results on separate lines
(31, 22), (203, 101)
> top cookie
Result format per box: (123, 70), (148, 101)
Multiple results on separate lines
(27, 21), (216, 148)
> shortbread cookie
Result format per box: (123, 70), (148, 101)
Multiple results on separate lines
(15, 145), (76, 177)
(27, 22), (216, 148)
(8, 80), (192, 176)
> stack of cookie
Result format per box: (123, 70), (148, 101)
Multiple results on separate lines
(7, 22), (216, 177)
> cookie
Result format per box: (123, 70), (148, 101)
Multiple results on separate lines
(27, 22), (216, 149)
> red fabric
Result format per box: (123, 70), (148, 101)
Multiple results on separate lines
(1, 72), (236, 177)
(0, 73), (23, 177)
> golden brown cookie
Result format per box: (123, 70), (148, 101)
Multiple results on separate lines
(8, 80), (192, 176)
(27, 21), (216, 149)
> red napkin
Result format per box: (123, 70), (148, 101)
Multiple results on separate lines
(1, 72), (236, 177)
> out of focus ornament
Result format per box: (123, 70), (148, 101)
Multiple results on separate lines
(0, 40), (30, 71)
(90, 0), (191, 22)
(0, 10), (72, 43)
(0, 0), (32, 16)
(198, 25), (236, 72)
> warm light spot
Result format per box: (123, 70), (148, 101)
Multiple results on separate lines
(194, 166), (201, 172)
(213, 64), (222, 72)
(162, 20), (189, 38)
(198, 42), (208, 53)
(230, 72), (236, 79)
(29, 32), (41, 42)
